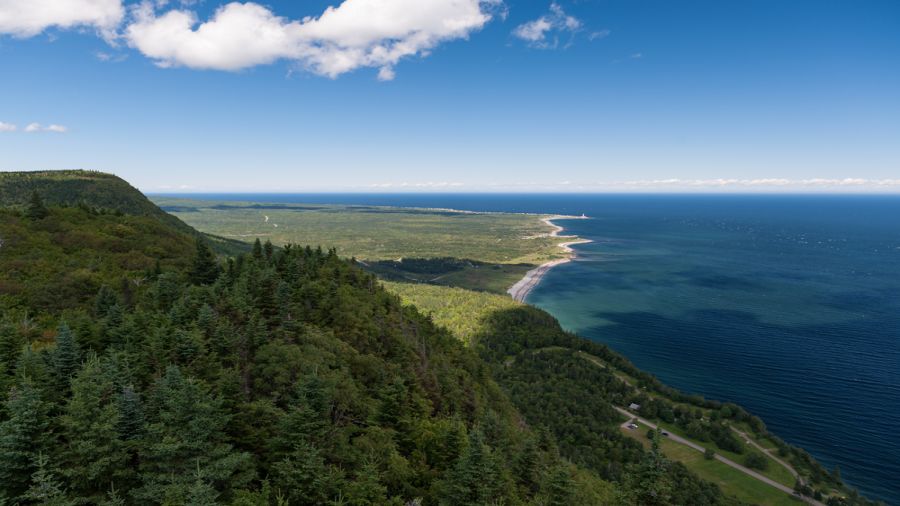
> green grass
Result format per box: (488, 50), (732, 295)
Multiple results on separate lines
(653, 419), (796, 488)
(622, 421), (801, 506)
(383, 281), (521, 344)
(152, 197), (573, 265)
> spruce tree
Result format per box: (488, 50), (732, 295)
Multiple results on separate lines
(23, 453), (74, 506)
(94, 285), (119, 318)
(263, 240), (274, 260)
(0, 381), (50, 499)
(26, 190), (48, 220)
(134, 366), (251, 502)
(52, 323), (82, 390)
(59, 356), (130, 498)
(0, 322), (22, 375)
(116, 384), (145, 441)
(252, 238), (263, 259)
(542, 465), (575, 506)
(441, 430), (501, 505)
(190, 240), (221, 285)
(270, 440), (338, 505)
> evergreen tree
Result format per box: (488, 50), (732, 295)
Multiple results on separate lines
(26, 190), (49, 220)
(23, 453), (75, 506)
(0, 381), (50, 499)
(252, 238), (263, 260)
(263, 240), (274, 260)
(190, 240), (221, 285)
(0, 322), (22, 375)
(542, 465), (575, 506)
(342, 462), (388, 506)
(94, 285), (119, 318)
(134, 366), (252, 503)
(52, 323), (82, 391)
(440, 430), (501, 505)
(116, 384), (145, 441)
(59, 356), (130, 498)
(513, 436), (541, 494)
(625, 429), (672, 506)
(270, 440), (339, 506)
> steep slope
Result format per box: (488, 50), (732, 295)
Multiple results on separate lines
(0, 206), (195, 314)
(0, 172), (618, 504)
(0, 170), (247, 256)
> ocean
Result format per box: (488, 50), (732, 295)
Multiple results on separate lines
(162, 193), (900, 504)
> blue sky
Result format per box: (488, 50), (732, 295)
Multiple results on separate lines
(1, 0), (899, 192)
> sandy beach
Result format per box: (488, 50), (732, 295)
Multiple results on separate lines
(507, 215), (592, 302)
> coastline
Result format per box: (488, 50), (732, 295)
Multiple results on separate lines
(507, 215), (592, 302)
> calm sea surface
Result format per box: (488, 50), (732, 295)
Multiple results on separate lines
(163, 193), (900, 504)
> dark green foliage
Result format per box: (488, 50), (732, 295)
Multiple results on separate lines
(94, 285), (119, 317)
(0, 170), (247, 256)
(440, 430), (503, 505)
(0, 173), (872, 505)
(1, 236), (582, 505)
(52, 323), (82, 388)
(0, 206), (196, 314)
(744, 451), (769, 471)
(26, 190), (48, 220)
(0, 381), (51, 499)
(189, 240), (221, 285)
(59, 355), (130, 499)
(23, 453), (75, 506)
(134, 366), (252, 503)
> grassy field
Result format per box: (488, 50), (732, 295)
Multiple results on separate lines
(151, 197), (569, 264)
(383, 281), (522, 344)
(622, 421), (802, 506)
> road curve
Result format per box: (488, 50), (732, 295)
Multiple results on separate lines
(614, 406), (825, 506)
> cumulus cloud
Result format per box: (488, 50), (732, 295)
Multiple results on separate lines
(0, 0), (124, 38)
(513, 3), (581, 49)
(125, 0), (501, 78)
(24, 123), (68, 133)
(0, 121), (16, 132)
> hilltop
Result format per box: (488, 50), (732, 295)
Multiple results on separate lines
(0, 171), (247, 256)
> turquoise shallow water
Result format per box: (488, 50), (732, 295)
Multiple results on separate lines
(166, 193), (900, 503)
(526, 196), (900, 504)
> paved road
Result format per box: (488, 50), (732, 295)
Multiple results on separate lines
(732, 426), (800, 479)
(614, 406), (825, 506)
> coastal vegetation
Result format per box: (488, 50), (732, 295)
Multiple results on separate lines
(382, 278), (878, 506)
(0, 172), (881, 505)
(2, 200), (607, 504)
(151, 197), (571, 265)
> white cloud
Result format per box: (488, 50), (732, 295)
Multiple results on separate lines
(368, 181), (465, 188)
(588, 29), (610, 41)
(0, 0), (124, 38)
(0, 121), (16, 132)
(513, 3), (581, 49)
(125, 0), (500, 78)
(24, 123), (68, 133)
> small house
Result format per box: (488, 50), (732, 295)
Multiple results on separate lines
(628, 403), (641, 411)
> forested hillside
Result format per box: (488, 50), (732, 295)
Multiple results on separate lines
(0, 173), (879, 505)
(0, 229), (612, 504)
(0, 171), (246, 256)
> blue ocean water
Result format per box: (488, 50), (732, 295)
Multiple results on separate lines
(165, 193), (900, 504)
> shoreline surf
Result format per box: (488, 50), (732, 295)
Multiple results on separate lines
(507, 215), (592, 302)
